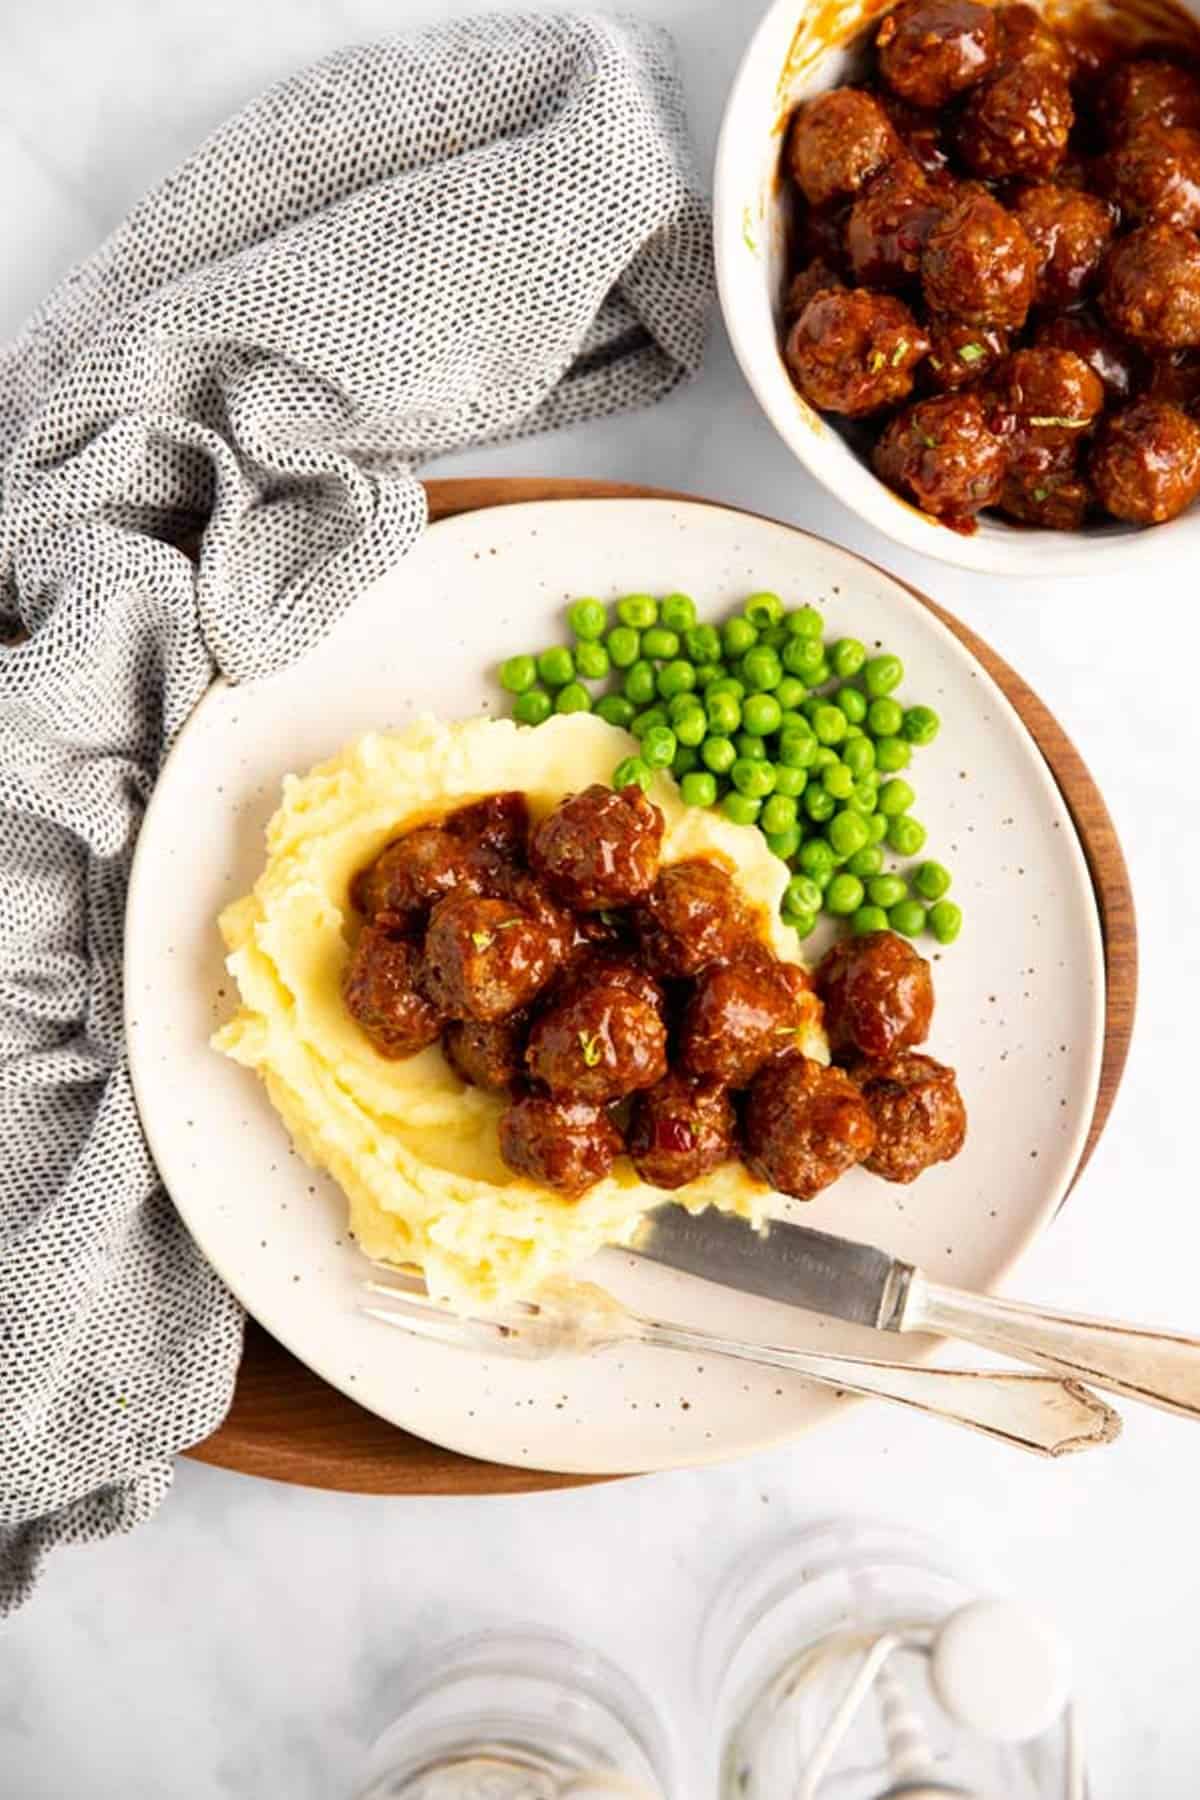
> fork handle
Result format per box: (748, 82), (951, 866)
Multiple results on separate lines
(641, 1321), (1119, 1457)
(901, 1272), (1200, 1420)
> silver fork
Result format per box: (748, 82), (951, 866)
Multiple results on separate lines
(360, 1267), (1121, 1458)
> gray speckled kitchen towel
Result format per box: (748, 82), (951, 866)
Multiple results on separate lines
(0, 10), (712, 1611)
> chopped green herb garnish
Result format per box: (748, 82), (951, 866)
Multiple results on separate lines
(957, 342), (985, 364)
(915, 428), (938, 449)
(578, 1031), (604, 1068)
(890, 339), (910, 367)
(868, 350), (887, 373)
(1029, 415), (1086, 429)
(470, 930), (494, 952)
(1032, 485), (1050, 502)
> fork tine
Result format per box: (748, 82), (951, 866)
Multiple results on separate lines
(358, 1300), (510, 1352)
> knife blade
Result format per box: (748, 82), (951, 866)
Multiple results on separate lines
(631, 1206), (914, 1331)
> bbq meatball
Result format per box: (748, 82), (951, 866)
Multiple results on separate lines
(442, 1015), (528, 1092)
(785, 259), (845, 318)
(1013, 184), (1115, 308)
(553, 945), (665, 1014)
(352, 824), (487, 921)
(498, 1095), (622, 1198)
(991, 348), (1106, 448)
(678, 951), (807, 1087)
(744, 1057), (876, 1200)
(924, 318), (1008, 391)
(530, 783), (663, 910)
(847, 162), (951, 290)
(1099, 58), (1200, 142)
(342, 924), (444, 1058)
(627, 1072), (737, 1190)
(492, 868), (576, 969)
(877, 0), (997, 110)
(525, 984), (667, 1104)
(992, 3), (1071, 74)
(788, 88), (901, 208)
(423, 893), (557, 1021)
(1106, 125), (1200, 231)
(635, 858), (753, 978)
(922, 192), (1037, 329)
(1101, 225), (1200, 350)
(998, 464), (1093, 530)
(873, 391), (1007, 525)
(1090, 400), (1200, 523)
(1034, 311), (1143, 404)
(957, 60), (1074, 181)
(853, 1051), (968, 1182)
(443, 791), (530, 859)
(785, 288), (929, 416)
(816, 929), (934, 1060)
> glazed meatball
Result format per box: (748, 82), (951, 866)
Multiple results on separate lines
(788, 88), (901, 208)
(1106, 125), (1200, 231)
(744, 1056), (876, 1200)
(553, 945), (665, 1014)
(498, 1094), (622, 1198)
(1034, 311), (1143, 404)
(992, 3), (1071, 75)
(785, 288), (929, 416)
(635, 858), (752, 978)
(530, 783), (663, 910)
(853, 1051), (968, 1182)
(1013, 184), (1115, 308)
(847, 162), (951, 290)
(877, 0), (997, 110)
(342, 924), (444, 1059)
(442, 1015), (528, 1092)
(424, 893), (558, 1021)
(627, 1072), (737, 1190)
(922, 192), (1037, 329)
(873, 391), (1007, 526)
(998, 464), (1093, 530)
(816, 929), (934, 1060)
(352, 824), (487, 922)
(678, 951), (807, 1087)
(525, 983), (667, 1104)
(924, 317), (1008, 391)
(1099, 58), (1200, 142)
(1101, 225), (1200, 350)
(443, 791), (530, 860)
(492, 868), (576, 969)
(1090, 400), (1200, 523)
(957, 56), (1073, 182)
(785, 258), (844, 318)
(991, 348), (1106, 448)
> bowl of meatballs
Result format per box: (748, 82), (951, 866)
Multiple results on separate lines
(715, 0), (1200, 572)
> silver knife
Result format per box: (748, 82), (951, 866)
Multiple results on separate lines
(633, 1207), (1200, 1421)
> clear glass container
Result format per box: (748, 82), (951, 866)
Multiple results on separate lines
(352, 1629), (670, 1800)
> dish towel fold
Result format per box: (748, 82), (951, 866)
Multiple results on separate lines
(0, 10), (713, 1612)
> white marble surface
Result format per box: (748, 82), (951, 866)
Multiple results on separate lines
(3, 1), (1197, 1793)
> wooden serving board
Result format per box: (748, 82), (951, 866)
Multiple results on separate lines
(186, 477), (1137, 1496)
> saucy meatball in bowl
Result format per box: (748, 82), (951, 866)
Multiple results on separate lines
(715, 0), (1200, 573)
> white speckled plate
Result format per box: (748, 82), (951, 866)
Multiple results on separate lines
(125, 499), (1106, 1474)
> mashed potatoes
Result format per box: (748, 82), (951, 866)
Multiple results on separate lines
(214, 714), (827, 1307)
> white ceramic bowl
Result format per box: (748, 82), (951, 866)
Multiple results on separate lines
(713, 0), (1200, 577)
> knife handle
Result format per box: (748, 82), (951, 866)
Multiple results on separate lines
(905, 1274), (1200, 1419)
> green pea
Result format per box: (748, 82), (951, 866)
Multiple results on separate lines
(632, 705), (669, 739)
(779, 728), (818, 770)
(642, 625), (680, 661)
(623, 660), (657, 706)
(706, 675), (745, 700)
(784, 874), (823, 915)
(812, 704), (848, 746)
(673, 706), (707, 747)
(903, 704), (941, 747)
(743, 693), (783, 736)
(804, 786), (835, 823)
(929, 899), (963, 944)
(722, 791), (762, 827)
(734, 733), (767, 761)
(617, 594), (657, 630)
(761, 793), (798, 835)
(607, 626), (641, 669)
(574, 640), (610, 681)
(824, 872), (864, 916)
(660, 592), (697, 632)
(810, 659), (832, 687)
(537, 646), (574, 688)
(613, 755), (652, 793)
(672, 746), (699, 779)
(555, 682), (592, 714)
(773, 763), (808, 798)
(868, 813), (889, 845)
(798, 838), (836, 882)
(513, 689), (552, 726)
(847, 844), (885, 879)
(500, 653), (537, 694)
(914, 860), (952, 902)
(835, 685), (868, 724)
(567, 598), (607, 640)
(766, 824), (803, 861)
(683, 623), (721, 663)
(639, 724), (677, 768)
(775, 676), (808, 710)
(889, 898), (928, 938)
(887, 815), (928, 857)
(831, 637), (867, 680)
(866, 696), (904, 738)
(667, 690), (702, 721)
(782, 906), (818, 939)
(874, 736), (912, 774)
(844, 723), (864, 740)
(878, 778), (916, 817)
(843, 735), (876, 778)
(852, 904), (890, 936)
(811, 745), (839, 772)
(701, 735), (737, 775)
(694, 662), (724, 688)
(759, 624), (788, 650)
(706, 690), (742, 736)
(782, 635), (825, 679)
(822, 762), (854, 800)
(742, 645), (783, 692)
(779, 709), (809, 733)
(868, 874), (909, 909)
(657, 659), (696, 700)
(732, 757), (777, 798)
(744, 591), (784, 629)
(595, 693), (635, 730)
(846, 780), (879, 816)
(680, 770), (717, 808)
(827, 809), (870, 857)
(722, 617), (758, 659)
(865, 653), (904, 698)
(785, 604), (824, 638)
